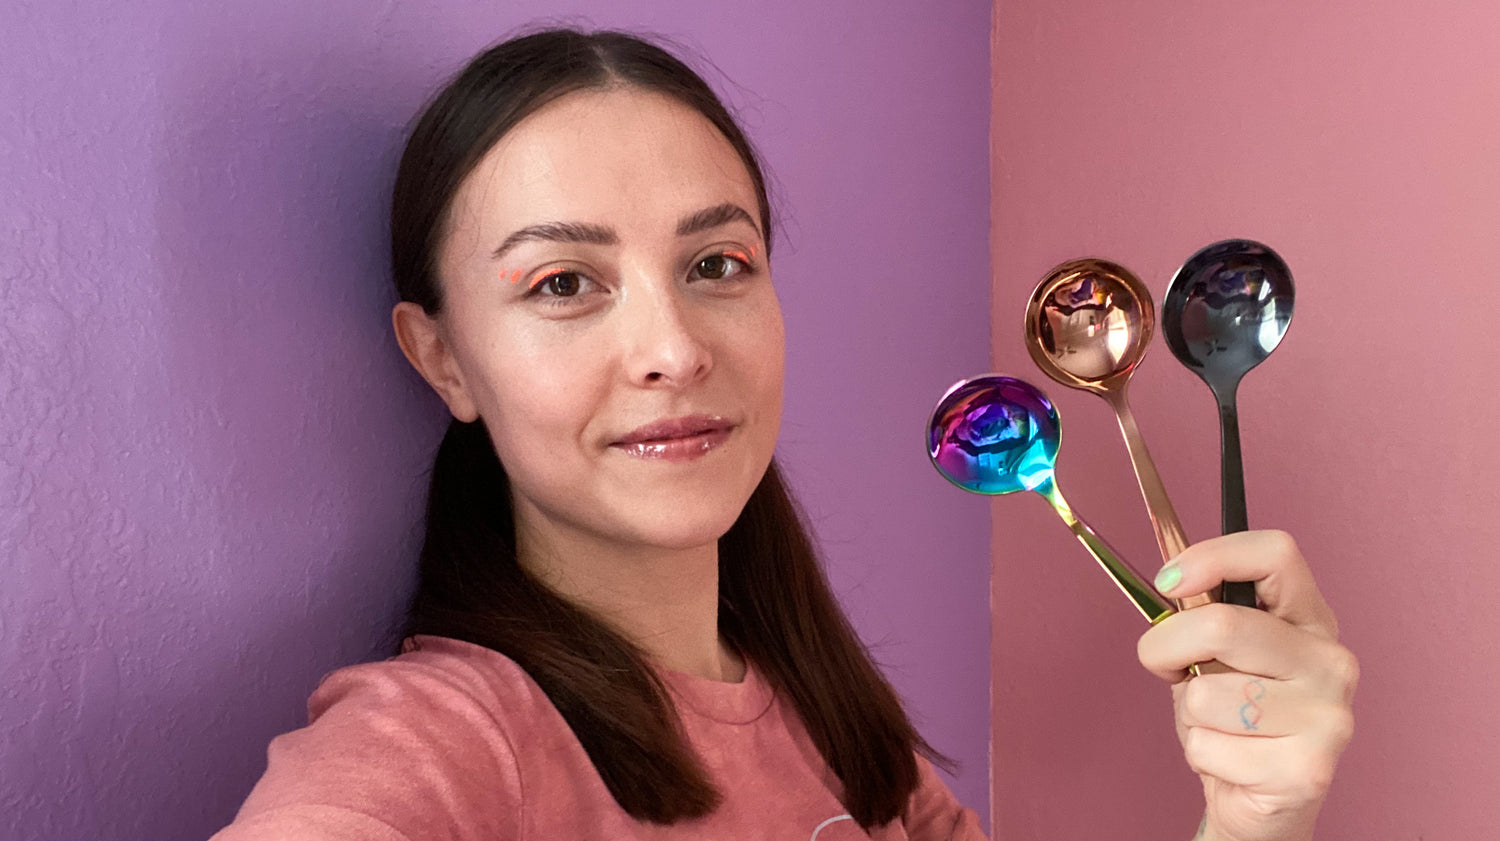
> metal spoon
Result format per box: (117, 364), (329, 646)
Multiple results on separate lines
(927, 374), (1175, 623)
(1024, 259), (1216, 612)
(1161, 239), (1295, 608)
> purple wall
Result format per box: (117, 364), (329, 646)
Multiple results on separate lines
(0, 2), (991, 839)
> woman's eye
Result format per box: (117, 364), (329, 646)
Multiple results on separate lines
(530, 271), (589, 299)
(695, 252), (751, 280)
(519, 269), (604, 310)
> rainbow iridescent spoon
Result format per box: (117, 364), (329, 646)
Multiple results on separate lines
(927, 374), (1175, 624)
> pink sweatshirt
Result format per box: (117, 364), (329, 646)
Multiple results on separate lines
(210, 635), (987, 841)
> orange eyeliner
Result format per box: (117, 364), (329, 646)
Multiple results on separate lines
(506, 248), (755, 291)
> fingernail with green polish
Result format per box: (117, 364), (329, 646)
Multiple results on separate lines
(1154, 564), (1182, 593)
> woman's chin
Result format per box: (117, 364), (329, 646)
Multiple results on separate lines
(595, 475), (760, 549)
(624, 508), (745, 552)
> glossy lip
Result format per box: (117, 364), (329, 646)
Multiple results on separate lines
(612, 414), (734, 446)
(612, 428), (732, 461)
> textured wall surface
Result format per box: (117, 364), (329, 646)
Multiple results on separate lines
(0, 2), (992, 839)
(989, 2), (1499, 839)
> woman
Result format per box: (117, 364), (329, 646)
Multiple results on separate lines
(211, 26), (1356, 841)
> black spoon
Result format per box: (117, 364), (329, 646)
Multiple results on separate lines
(1161, 239), (1295, 608)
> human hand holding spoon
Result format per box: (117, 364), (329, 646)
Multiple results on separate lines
(1162, 239), (1295, 608)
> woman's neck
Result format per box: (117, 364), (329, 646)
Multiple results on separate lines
(515, 521), (745, 683)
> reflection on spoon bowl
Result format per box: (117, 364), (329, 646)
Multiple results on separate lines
(1162, 240), (1295, 385)
(1024, 258), (1152, 391)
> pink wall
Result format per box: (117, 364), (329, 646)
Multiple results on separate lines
(990, 2), (1499, 838)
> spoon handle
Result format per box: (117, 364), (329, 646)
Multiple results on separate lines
(1106, 392), (1219, 611)
(1042, 485), (1176, 623)
(1108, 393), (1190, 556)
(1216, 395), (1259, 608)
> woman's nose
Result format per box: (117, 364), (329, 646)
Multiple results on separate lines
(622, 282), (713, 388)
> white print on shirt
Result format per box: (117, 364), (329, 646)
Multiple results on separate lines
(810, 813), (855, 840)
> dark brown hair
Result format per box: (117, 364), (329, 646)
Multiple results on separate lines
(389, 25), (952, 830)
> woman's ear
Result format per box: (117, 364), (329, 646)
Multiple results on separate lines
(391, 301), (480, 422)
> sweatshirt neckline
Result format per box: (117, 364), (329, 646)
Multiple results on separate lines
(408, 634), (776, 726)
(654, 657), (776, 725)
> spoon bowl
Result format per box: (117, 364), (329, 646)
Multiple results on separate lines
(1162, 240), (1295, 386)
(927, 375), (1059, 496)
(1024, 258), (1153, 393)
(928, 374), (1174, 623)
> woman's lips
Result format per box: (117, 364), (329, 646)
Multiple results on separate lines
(615, 414), (732, 445)
(611, 427), (732, 461)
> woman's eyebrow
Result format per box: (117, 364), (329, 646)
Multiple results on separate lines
(490, 202), (760, 261)
(674, 202), (760, 240)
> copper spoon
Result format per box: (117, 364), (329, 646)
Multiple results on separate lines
(1025, 259), (1215, 611)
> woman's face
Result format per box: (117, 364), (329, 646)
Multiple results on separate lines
(407, 85), (784, 558)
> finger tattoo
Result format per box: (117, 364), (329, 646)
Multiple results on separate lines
(1238, 678), (1267, 731)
